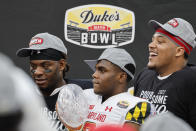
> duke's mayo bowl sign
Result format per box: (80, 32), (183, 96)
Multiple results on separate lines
(64, 4), (135, 49)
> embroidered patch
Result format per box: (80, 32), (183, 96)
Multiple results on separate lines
(117, 100), (130, 109)
(168, 18), (179, 28)
(29, 37), (43, 46)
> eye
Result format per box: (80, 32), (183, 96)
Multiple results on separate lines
(157, 40), (162, 44)
(30, 63), (36, 69)
(98, 67), (106, 73)
(157, 37), (165, 44)
(42, 63), (50, 69)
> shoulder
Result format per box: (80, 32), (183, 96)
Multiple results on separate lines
(184, 64), (196, 74)
(122, 93), (155, 125)
(66, 78), (93, 89)
(83, 88), (94, 95)
(173, 64), (196, 82)
(134, 68), (156, 94)
(83, 89), (101, 103)
(113, 92), (151, 107)
(134, 67), (156, 81)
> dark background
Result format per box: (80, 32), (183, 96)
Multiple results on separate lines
(1, 0), (196, 79)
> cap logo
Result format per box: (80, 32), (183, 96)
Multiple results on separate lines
(167, 19), (179, 28)
(29, 37), (43, 46)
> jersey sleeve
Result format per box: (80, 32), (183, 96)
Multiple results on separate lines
(125, 101), (153, 125)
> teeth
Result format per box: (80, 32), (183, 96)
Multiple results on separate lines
(150, 52), (158, 56)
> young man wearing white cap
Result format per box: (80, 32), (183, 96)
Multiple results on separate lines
(83, 48), (155, 131)
(16, 32), (92, 131)
(134, 18), (196, 130)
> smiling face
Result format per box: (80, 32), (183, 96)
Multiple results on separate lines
(30, 59), (65, 94)
(148, 33), (178, 74)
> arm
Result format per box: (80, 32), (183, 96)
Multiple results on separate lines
(124, 101), (154, 130)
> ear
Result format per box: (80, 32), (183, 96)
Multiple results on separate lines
(58, 59), (66, 71)
(119, 72), (127, 83)
(176, 47), (185, 57)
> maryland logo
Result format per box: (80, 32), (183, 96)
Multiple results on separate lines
(125, 102), (151, 124)
(64, 4), (135, 49)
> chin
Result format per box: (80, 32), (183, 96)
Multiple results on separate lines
(147, 62), (156, 70)
(39, 86), (49, 91)
(93, 88), (102, 95)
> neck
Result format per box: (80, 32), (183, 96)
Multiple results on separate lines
(157, 59), (187, 77)
(102, 84), (127, 103)
(56, 78), (66, 89)
(42, 79), (66, 96)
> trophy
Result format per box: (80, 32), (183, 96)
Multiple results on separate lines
(56, 84), (89, 131)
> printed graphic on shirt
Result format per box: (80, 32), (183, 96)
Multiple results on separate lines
(139, 90), (168, 114)
(64, 4), (135, 49)
(41, 107), (67, 131)
(125, 102), (151, 124)
(87, 111), (107, 122)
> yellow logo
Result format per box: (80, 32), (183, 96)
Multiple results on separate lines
(64, 4), (135, 48)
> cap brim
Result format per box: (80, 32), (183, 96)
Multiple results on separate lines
(148, 20), (163, 30)
(148, 20), (179, 38)
(84, 60), (98, 72)
(16, 48), (39, 57)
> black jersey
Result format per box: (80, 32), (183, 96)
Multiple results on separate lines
(134, 64), (196, 130)
(41, 79), (93, 131)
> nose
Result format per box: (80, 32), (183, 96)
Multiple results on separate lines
(31, 67), (44, 76)
(92, 70), (98, 79)
(148, 40), (157, 49)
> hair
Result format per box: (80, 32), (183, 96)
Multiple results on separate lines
(184, 52), (189, 59)
(124, 63), (135, 82)
(62, 54), (70, 78)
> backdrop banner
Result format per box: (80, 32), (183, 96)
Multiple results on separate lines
(1, 0), (196, 78)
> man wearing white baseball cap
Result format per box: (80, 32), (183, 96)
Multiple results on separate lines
(16, 32), (92, 131)
(83, 48), (155, 131)
(134, 18), (196, 130)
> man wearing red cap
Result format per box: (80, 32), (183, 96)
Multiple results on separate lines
(134, 18), (196, 130)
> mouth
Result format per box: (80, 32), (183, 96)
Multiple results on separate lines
(35, 79), (47, 85)
(149, 51), (158, 59)
(93, 80), (99, 85)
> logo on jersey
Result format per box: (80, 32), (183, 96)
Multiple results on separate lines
(125, 102), (151, 124)
(87, 111), (106, 122)
(105, 106), (113, 112)
(64, 4), (135, 49)
(117, 100), (130, 109)
(168, 18), (179, 28)
(29, 37), (43, 46)
(89, 105), (95, 110)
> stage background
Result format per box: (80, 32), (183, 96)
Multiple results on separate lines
(1, 0), (196, 79)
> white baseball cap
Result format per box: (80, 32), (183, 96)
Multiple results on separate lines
(84, 48), (136, 79)
(16, 32), (67, 57)
(149, 18), (196, 48)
